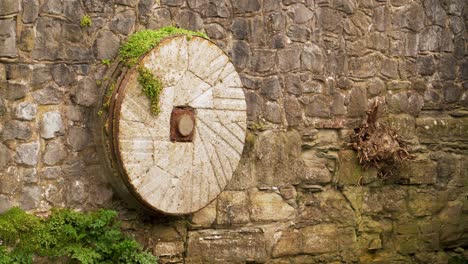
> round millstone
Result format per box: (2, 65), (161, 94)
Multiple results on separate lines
(178, 114), (194, 136)
(112, 36), (247, 215)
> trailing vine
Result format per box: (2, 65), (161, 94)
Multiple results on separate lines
(137, 66), (163, 115)
(0, 207), (157, 264)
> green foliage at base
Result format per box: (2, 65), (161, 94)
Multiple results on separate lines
(80, 15), (92, 28)
(119, 26), (208, 66)
(137, 66), (163, 115)
(0, 208), (157, 264)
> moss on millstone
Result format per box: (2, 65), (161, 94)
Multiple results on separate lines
(119, 26), (208, 66)
(137, 66), (163, 115)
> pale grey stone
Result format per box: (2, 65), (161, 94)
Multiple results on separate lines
(20, 167), (37, 183)
(264, 101), (282, 124)
(278, 48), (301, 72)
(110, 10), (136, 35)
(32, 84), (64, 105)
(22, 0), (39, 23)
(288, 4), (314, 24)
(205, 23), (225, 39)
(15, 141), (39, 166)
(14, 102), (37, 121)
(41, 111), (64, 139)
(301, 43), (325, 73)
(260, 76), (282, 101)
(176, 10), (204, 31)
(67, 126), (89, 151)
(0, 19), (17, 58)
(1, 120), (32, 141)
(39, 167), (63, 179)
(72, 77), (98, 107)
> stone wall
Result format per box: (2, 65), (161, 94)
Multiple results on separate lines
(0, 0), (467, 263)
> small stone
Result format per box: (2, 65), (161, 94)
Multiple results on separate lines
(32, 84), (64, 105)
(14, 102), (37, 121)
(251, 49), (275, 72)
(39, 167), (64, 179)
(416, 56), (435, 76)
(367, 78), (385, 97)
(191, 201), (216, 227)
(0, 19), (17, 58)
(15, 141), (39, 166)
(349, 54), (381, 78)
(115, 0), (139, 6)
(285, 96), (302, 126)
(204, 23), (225, 39)
(288, 4), (314, 24)
(41, 111), (64, 139)
(332, 93), (346, 115)
(419, 26), (440, 52)
(0, 0), (19, 15)
(94, 30), (120, 60)
(161, 0), (184, 6)
(51, 64), (75, 86)
(423, 0), (447, 26)
(260, 76), (281, 100)
(17, 27), (34, 52)
(285, 74), (302, 96)
(67, 126), (89, 151)
(438, 54), (456, 80)
(278, 48), (301, 72)
(1, 120), (32, 141)
(110, 10), (136, 35)
(22, 0), (39, 23)
(381, 58), (398, 78)
(287, 25), (310, 42)
(67, 180), (88, 203)
(264, 101), (282, 124)
(176, 10), (203, 31)
(304, 95), (330, 118)
(21, 186), (41, 210)
(0, 195), (12, 213)
(72, 77), (98, 107)
(0, 143), (11, 170)
(31, 65), (52, 86)
(147, 9), (172, 29)
(443, 83), (462, 103)
(245, 91), (262, 121)
(249, 191), (295, 221)
(43, 140), (67, 166)
(230, 41), (250, 70)
(216, 191), (250, 225)
(347, 86), (367, 118)
(232, 0), (260, 14)
(334, 0), (357, 14)
(231, 18), (250, 40)
(270, 12), (286, 32)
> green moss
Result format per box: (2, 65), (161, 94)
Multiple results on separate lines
(102, 81), (116, 110)
(0, 207), (157, 264)
(80, 15), (92, 28)
(101, 59), (111, 67)
(137, 66), (163, 115)
(119, 26), (208, 66)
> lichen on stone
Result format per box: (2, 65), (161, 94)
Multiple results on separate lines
(80, 15), (92, 27)
(119, 26), (208, 66)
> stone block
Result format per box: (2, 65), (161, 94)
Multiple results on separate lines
(51, 64), (75, 86)
(186, 228), (268, 263)
(1, 120), (32, 141)
(41, 111), (64, 139)
(304, 94), (331, 118)
(264, 101), (282, 124)
(416, 117), (468, 146)
(0, 195), (12, 213)
(249, 191), (295, 222)
(0, 19), (17, 58)
(72, 77), (98, 107)
(272, 229), (301, 257)
(302, 224), (357, 256)
(15, 141), (39, 166)
(32, 84), (64, 105)
(153, 241), (184, 258)
(284, 96), (302, 126)
(43, 140), (67, 166)
(216, 191), (250, 225)
(22, 0), (39, 23)
(301, 43), (325, 74)
(20, 186), (41, 210)
(14, 102), (37, 121)
(191, 200), (216, 228)
(0, 143), (11, 170)
(348, 54), (381, 78)
(110, 10), (136, 35)
(408, 187), (447, 217)
(94, 30), (120, 60)
(67, 126), (89, 151)
(232, 0), (260, 14)
(176, 10), (204, 31)
(251, 49), (275, 73)
(278, 48), (301, 72)
(260, 75), (281, 100)
(399, 160), (437, 184)
(18, 27), (35, 52)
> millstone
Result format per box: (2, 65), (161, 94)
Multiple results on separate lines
(100, 36), (247, 215)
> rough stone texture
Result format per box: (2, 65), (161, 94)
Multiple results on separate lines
(0, 0), (466, 262)
(40, 111), (64, 139)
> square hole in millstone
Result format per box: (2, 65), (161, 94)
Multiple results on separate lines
(170, 106), (196, 142)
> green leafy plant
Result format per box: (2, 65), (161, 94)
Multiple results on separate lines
(80, 15), (92, 28)
(119, 26), (208, 66)
(101, 59), (111, 67)
(0, 207), (157, 264)
(137, 66), (163, 115)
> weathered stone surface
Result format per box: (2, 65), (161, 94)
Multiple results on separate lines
(443, 83), (462, 103)
(304, 94), (331, 118)
(399, 160), (437, 184)
(301, 43), (325, 73)
(186, 228), (268, 263)
(0, 143), (11, 170)
(231, 18), (249, 40)
(278, 48), (301, 72)
(18, 27), (35, 52)
(216, 191), (250, 225)
(0, 19), (17, 58)
(408, 187), (447, 216)
(249, 191), (295, 221)
(0, 195), (12, 213)
(284, 96), (302, 126)
(272, 228), (302, 257)
(94, 30), (120, 60)
(14, 102), (37, 121)
(20, 167), (37, 184)
(416, 55), (435, 76)
(72, 77), (98, 107)
(251, 49), (275, 72)
(387, 91), (424, 116)
(15, 141), (39, 166)
(191, 201), (216, 228)
(67, 180), (88, 203)
(349, 54), (381, 78)
(51, 64), (75, 86)
(416, 117), (468, 145)
(264, 101), (282, 123)
(1, 120), (32, 141)
(230, 41), (250, 69)
(260, 76), (281, 100)
(302, 224), (358, 258)
(22, 0), (39, 23)
(347, 86), (367, 117)
(20, 186), (41, 210)
(253, 130), (303, 186)
(147, 8), (172, 29)
(41, 111), (64, 139)
(205, 23), (225, 39)
(1, 0), (19, 15)
(287, 25), (310, 42)
(232, 0), (260, 14)
(43, 140), (67, 166)
(110, 10), (136, 35)
(176, 10), (204, 31)
(423, 0), (447, 26)
(32, 84), (64, 105)
(288, 4), (314, 24)
(66, 127), (89, 151)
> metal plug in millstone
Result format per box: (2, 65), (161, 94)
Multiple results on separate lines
(170, 107), (195, 142)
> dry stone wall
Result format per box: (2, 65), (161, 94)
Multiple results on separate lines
(0, 0), (467, 263)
